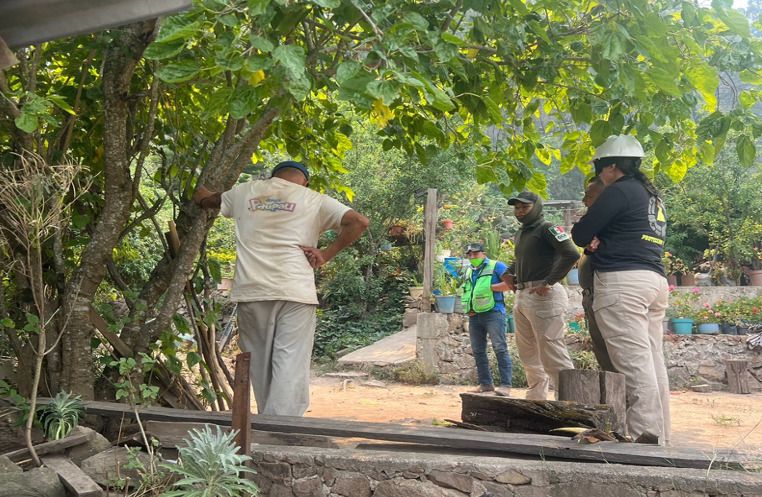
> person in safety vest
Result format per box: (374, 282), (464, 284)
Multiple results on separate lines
(571, 135), (670, 445)
(461, 242), (513, 396)
(509, 191), (578, 401)
(194, 161), (369, 416)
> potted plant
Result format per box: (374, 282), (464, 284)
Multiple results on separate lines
(734, 296), (762, 335)
(433, 265), (460, 313)
(713, 300), (737, 335)
(694, 303), (721, 334)
(667, 287), (700, 334)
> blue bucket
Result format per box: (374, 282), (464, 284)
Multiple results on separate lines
(697, 323), (720, 334)
(566, 267), (580, 285)
(435, 295), (457, 314)
(671, 318), (693, 335)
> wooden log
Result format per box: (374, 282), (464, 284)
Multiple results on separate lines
(460, 393), (616, 434)
(558, 369), (600, 404)
(231, 352), (251, 456)
(725, 360), (750, 394)
(42, 455), (104, 497)
(599, 371), (627, 434)
(421, 188), (437, 311)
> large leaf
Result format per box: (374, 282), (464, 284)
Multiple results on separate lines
(646, 66), (682, 97)
(273, 45), (307, 80)
(144, 39), (186, 60)
(14, 112), (38, 133)
(156, 60), (200, 84)
(736, 135), (755, 167)
(685, 62), (718, 111)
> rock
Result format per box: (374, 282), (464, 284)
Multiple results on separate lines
(331, 471), (371, 497)
(0, 466), (66, 497)
(65, 426), (112, 465)
(80, 446), (152, 488)
(361, 380), (387, 388)
(494, 469), (531, 485)
(270, 482), (295, 497)
(374, 479), (467, 497)
(0, 455), (21, 473)
(293, 475), (325, 497)
(256, 461), (293, 480)
(428, 469), (473, 493)
(690, 384), (712, 393)
(480, 481), (515, 497)
(403, 309), (419, 328)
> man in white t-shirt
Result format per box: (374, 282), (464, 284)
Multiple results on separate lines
(194, 161), (369, 416)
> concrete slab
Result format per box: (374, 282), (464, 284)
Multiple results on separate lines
(337, 327), (416, 367)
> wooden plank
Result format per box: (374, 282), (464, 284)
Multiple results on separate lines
(231, 352), (251, 456)
(558, 369), (600, 404)
(725, 360), (750, 394)
(42, 455), (104, 497)
(76, 399), (750, 470)
(3, 431), (93, 462)
(461, 393), (615, 434)
(600, 371), (626, 434)
(421, 188), (437, 311)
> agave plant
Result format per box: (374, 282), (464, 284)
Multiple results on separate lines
(161, 425), (259, 497)
(37, 391), (84, 440)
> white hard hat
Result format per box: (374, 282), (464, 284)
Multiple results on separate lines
(593, 135), (644, 160)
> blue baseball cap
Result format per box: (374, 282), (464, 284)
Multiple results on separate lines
(271, 160), (310, 181)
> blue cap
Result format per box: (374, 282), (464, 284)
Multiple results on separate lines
(271, 160), (310, 181)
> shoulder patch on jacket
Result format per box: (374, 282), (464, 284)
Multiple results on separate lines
(549, 225), (570, 242)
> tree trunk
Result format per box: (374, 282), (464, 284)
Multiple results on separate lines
(59, 21), (157, 399)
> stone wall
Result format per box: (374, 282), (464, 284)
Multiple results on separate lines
(664, 335), (762, 392)
(250, 444), (762, 497)
(416, 312), (762, 391)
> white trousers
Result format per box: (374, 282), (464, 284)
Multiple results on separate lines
(237, 301), (317, 416)
(593, 270), (671, 444)
(513, 283), (575, 400)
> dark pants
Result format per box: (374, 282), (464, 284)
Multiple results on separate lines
(582, 288), (618, 373)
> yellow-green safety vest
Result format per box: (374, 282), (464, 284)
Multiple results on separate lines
(461, 260), (497, 313)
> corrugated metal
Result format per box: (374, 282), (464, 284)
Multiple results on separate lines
(0, 0), (192, 49)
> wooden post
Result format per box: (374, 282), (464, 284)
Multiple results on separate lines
(231, 352), (251, 456)
(558, 369), (626, 434)
(725, 360), (750, 394)
(421, 188), (438, 312)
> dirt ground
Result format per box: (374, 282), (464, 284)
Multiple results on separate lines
(293, 375), (762, 451)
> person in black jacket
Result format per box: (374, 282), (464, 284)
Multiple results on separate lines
(571, 135), (670, 445)
(509, 191), (579, 400)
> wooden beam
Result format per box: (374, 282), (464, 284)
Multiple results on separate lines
(421, 188), (437, 312)
(726, 360), (751, 394)
(42, 455), (103, 497)
(74, 399), (750, 470)
(231, 352), (251, 456)
(3, 431), (93, 462)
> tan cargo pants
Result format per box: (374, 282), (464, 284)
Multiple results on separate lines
(593, 270), (670, 444)
(237, 300), (317, 416)
(513, 283), (575, 400)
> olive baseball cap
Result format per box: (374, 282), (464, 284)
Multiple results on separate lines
(507, 191), (539, 205)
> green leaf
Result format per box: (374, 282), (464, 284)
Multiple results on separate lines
(0, 318), (14, 329)
(570, 100), (591, 125)
(440, 33), (464, 46)
(48, 95), (75, 115)
(273, 45), (307, 79)
(426, 85), (455, 112)
(736, 135), (755, 167)
(475, 165), (498, 184)
(366, 80), (400, 104)
(72, 213), (91, 229)
(526, 172), (548, 195)
(144, 39), (186, 60)
(646, 66), (681, 97)
(155, 60), (200, 84)
(155, 17), (201, 44)
(14, 112), (38, 133)
(249, 35), (274, 52)
(310, 0), (340, 7)
(589, 120), (610, 146)
(403, 12), (429, 31)
(713, 2), (750, 38)
(187, 351), (202, 368)
(685, 62), (718, 111)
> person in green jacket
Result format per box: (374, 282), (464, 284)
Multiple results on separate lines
(461, 243), (513, 396)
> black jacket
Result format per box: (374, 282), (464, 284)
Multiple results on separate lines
(571, 176), (666, 275)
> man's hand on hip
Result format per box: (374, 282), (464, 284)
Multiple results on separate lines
(301, 246), (326, 268)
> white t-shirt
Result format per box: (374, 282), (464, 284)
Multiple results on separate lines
(220, 177), (351, 304)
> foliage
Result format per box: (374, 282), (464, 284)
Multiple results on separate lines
(0, 379), (31, 427)
(434, 263), (460, 296)
(37, 391), (84, 440)
(662, 251), (688, 275)
(161, 425), (259, 497)
(392, 361), (439, 385)
(729, 296), (762, 324)
(489, 345), (526, 388)
(693, 303), (723, 325)
(666, 287), (701, 319)
(570, 350), (599, 371)
(314, 307), (402, 359)
(109, 354), (161, 405)
(662, 142), (762, 283)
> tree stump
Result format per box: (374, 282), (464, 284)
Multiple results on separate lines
(558, 369), (626, 434)
(725, 360), (750, 394)
(460, 393), (616, 434)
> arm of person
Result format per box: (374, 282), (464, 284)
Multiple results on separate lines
(301, 209), (369, 268)
(571, 186), (626, 247)
(493, 263), (515, 292)
(530, 231), (579, 295)
(193, 184), (222, 209)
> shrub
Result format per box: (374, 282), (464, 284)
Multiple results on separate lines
(161, 425), (259, 497)
(37, 391), (84, 440)
(392, 361), (439, 385)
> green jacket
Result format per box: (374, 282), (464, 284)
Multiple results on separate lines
(462, 260), (497, 313)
